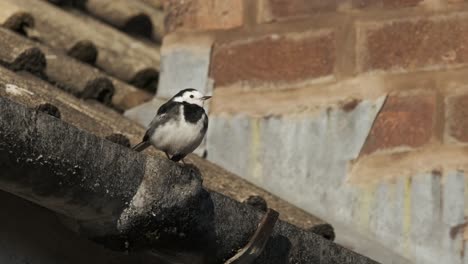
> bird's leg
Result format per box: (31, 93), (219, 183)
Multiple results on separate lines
(170, 154), (187, 164)
(165, 152), (171, 159)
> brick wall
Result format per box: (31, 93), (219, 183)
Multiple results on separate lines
(161, 1), (468, 263)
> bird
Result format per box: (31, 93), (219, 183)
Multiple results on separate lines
(132, 88), (211, 163)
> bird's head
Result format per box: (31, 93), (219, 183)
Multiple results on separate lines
(172, 88), (211, 107)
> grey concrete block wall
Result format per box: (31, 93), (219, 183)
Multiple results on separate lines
(443, 171), (465, 227)
(207, 97), (385, 223)
(157, 36), (213, 99)
(206, 96), (468, 264)
(205, 115), (253, 178)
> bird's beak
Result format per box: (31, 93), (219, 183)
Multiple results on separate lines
(202, 96), (212, 100)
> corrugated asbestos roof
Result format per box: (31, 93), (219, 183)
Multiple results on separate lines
(0, 0), (379, 263)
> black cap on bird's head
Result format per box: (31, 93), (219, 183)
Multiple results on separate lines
(173, 88), (197, 98)
(172, 88), (211, 107)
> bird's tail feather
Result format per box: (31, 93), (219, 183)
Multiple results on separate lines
(132, 141), (150, 152)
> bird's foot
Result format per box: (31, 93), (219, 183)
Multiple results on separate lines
(170, 154), (188, 165)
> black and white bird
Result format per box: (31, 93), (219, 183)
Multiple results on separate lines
(132, 88), (211, 163)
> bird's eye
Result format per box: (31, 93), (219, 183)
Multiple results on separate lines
(190, 95), (194, 98)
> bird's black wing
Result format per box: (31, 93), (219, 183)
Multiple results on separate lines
(157, 99), (177, 115)
(142, 100), (181, 142)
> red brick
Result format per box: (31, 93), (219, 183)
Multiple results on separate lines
(359, 15), (468, 72)
(164, 0), (193, 32)
(164, 0), (243, 33)
(447, 94), (468, 142)
(260, 0), (343, 21)
(360, 94), (436, 155)
(211, 32), (335, 87)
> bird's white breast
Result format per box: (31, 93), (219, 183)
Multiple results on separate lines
(150, 105), (206, 156)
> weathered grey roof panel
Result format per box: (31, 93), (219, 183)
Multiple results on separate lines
(0, 93), (379, 263)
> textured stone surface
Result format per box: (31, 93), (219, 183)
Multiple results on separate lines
(163, 0), (194, 32)
(443, 171), (465, 227)
(195, 0), (243, 31)
(105, 133), (131, 148)
(211, 31), (335, 87)
(165, 0), (243, 33)
(206, 115), (253, 179)
(243, 195), (268, 212)
(447, 93), (468, 142)
(35, 103), (61, 119)
(360, 94), (435, 155)
(260, 0), (343, 21)
(383, 0), (423, 7)
(359, 15), (468, 72)
(353, 0), (423, 8)
(410, 173), (442, 250)
(404, 171), (467, 264)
